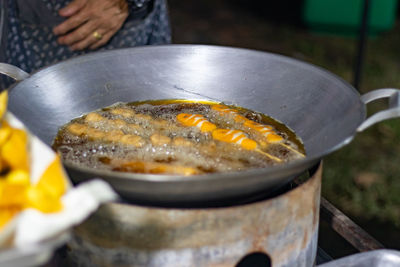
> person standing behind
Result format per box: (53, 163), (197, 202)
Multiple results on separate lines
(0, 0), (171, 86)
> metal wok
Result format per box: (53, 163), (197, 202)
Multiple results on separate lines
(1, 45), (400, 205)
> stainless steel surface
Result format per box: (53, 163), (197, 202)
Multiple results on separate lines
(318, 249), (400, 267)
(4, 45), (399, 203)
(357, 88), (400, 132)
(63, 163), (322, 267)
(0, 63), (29, 82)
(0, 232), (70, 267)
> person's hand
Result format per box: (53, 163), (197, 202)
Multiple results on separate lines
(53, 0), (129, 51)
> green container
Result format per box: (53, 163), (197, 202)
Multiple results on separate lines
(303, 0), (398, 36)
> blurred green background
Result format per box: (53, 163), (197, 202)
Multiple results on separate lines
(168, 0), (400, 256)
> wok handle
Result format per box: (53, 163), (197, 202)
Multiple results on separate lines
(0, 63), (29, 82)
(357, 88), (400, 132)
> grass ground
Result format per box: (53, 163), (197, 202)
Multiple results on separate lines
(168, 0), (400, 252)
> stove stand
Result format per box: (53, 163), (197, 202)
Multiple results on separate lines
(62, 164), (323, 267)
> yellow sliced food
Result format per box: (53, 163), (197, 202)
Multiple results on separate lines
(25, 186), (63, 213)
(1, 128), (29, 171)
(0, 91), (8, 120)
(0, 92), (68, 228)
(0, 158), (8, 174)
(0, 122), (11, 146)
(35, 156), (67, 198)
(0, 206), (21, 229)
(6, 169), (30, 185)
(0, 181), (27, 207)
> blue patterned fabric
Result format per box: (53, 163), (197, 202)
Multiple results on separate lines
(1, 0), (170, 87)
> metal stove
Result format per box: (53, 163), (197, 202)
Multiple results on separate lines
(46, 162), (400, 267)
(55, 164), (322, 267)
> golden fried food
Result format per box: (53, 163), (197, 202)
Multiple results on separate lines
(109, 108), (136, 118)
(102, 130), (125, 143)
(176, 113), (217, 132)
(86, 128), (107, 141)
(54, 101), (305, 176)
(243, 120), (283, 143)
(126, 123), (142, 132)
(212, 104), (304, 157)
(134, 113), (153, 122)
(120, 134), (145, 147)
(112, 160), (202, 176)
(85, 112), (105, 123)
(212, 129), (257, 150)
(173, 137), (193, 147)
(211, 104), (247, 122)
(150, 133), (171, 146)
(67, 123), (88, 136)
(107, 119), (127, 129)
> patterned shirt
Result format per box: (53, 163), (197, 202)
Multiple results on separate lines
(1, 0), (171, 87)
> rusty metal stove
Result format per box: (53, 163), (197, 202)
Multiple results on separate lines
(60, 163), (322, 267)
